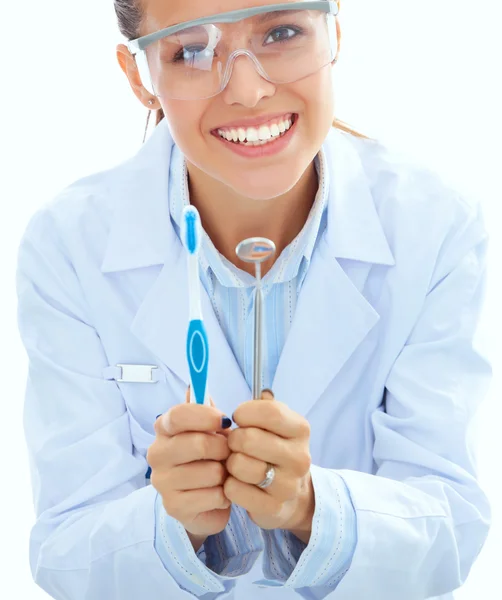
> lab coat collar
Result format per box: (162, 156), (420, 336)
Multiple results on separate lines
(100, 119), (395, 419)
(101, 119), (395, 274)
(323, 126), (395, 267)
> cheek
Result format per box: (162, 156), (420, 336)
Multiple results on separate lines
(160, 99), (206, 154)
(294, 69), (335, 132)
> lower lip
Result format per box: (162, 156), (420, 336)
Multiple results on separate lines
(211, 115), (298, 159)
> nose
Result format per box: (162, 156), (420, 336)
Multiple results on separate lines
(220, 52), (276, 107)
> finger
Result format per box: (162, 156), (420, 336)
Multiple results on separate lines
(224, 476), (278, 515)
(175, 431), (231, 464)
(232, 400), (310, 440)
(156, 403), (231, 437)
(168, 460), (227, 491)
(227, 427), (292, 467)
(225, 456), (295, 501)
(149, 431), (231, 467)
(259, 389), (275, 400)
(166, 487), (231, 520)
(226, 452), (277, 487)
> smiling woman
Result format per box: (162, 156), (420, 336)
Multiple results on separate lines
(15, 1), (493, 599)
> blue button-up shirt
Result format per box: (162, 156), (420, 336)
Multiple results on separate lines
(153, 142), (357, 592)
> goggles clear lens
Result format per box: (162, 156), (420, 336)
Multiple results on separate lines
(136, 8), (337, 100)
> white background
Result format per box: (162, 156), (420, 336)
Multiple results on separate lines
(1, 1), (501, 598)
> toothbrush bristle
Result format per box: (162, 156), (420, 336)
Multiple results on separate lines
(183, 207), (200, 254)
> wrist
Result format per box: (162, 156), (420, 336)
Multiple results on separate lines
(186, 530), (207, 553)
(286, 475), (315, 544)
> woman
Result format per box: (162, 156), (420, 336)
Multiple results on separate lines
(16, 1), (491, 599)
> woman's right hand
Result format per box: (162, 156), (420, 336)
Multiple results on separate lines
(147, 389), (233, 547)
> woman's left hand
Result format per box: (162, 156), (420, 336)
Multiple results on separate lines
(223, 390), (315, 534)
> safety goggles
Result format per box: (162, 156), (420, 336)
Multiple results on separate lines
(127, 1), (339, 100)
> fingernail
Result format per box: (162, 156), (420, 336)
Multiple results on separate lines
(261, 389), (275, 398)
(156, 414), (162, 420)
(221, 416), (232, 429)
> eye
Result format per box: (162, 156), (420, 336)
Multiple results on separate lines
(264, 26), (301, 45)
(172, 45), (213, 63)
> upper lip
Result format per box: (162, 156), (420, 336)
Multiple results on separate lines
(212, 112), (296, 131)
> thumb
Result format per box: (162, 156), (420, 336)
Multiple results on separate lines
(260, 388), (275, 401)
(185, 386), (232, 436)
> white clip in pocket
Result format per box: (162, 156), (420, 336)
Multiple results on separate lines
(103, 364), (166, 383)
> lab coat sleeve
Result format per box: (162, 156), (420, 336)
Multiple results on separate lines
(256, 468), (356, 588)
(16, 208), (252, 600)
(251, 198), (492, 599)
(155, 495), (263, 579)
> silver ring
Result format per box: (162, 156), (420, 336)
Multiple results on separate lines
(257, 463), (275, 489)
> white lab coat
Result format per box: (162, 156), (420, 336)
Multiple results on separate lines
(16, 118), (491, 600)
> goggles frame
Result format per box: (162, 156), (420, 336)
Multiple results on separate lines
(126, 1), (340, 99)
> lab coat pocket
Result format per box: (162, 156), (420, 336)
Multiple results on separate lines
(126, 408), (156, 455)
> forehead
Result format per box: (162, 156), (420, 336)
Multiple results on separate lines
(142, 0), (302, 30)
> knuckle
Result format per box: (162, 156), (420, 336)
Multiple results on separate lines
(209, 461), (226, 484)
(226, 430), (239, 452)
(194, 432), (210, 459)
(267, 405), (283, 429)
(226, 452), (243, 475)
(225, 452), (236, 474)
(216, 486), (228, 506)
(149, 469), (162, 491)
(223, 476), (235, 498)
(216, 434), (231, 459)
(299, 419), (311, 438)
(168, 404), (186, 432)
(299, 451), (312, 474)
(234, 452), (247, 470)
(146, 442), (160, 468)
(242, 428), (259, 453)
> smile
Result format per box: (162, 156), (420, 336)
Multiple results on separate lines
(215, 114), (296, 147)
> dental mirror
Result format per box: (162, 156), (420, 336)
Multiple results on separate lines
(235, 237), (276, 399)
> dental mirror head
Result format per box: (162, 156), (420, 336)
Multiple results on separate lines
(235, 237), (276, 269)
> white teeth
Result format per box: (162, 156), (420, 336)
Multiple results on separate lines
(246, 128), (259, 142)
(270, 123), (280, 137)
(217, 115), (295, 144)
(258, 125), (272, 141)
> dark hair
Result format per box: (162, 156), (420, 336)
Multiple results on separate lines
(114, 0), (373, 141)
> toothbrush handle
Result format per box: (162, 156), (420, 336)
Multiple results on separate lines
(187, 319), (209, 405)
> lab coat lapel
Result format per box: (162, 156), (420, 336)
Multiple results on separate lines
(101, 120), (250, 419)
(130, 250), (251, 417)
(272, 129), (395, 419)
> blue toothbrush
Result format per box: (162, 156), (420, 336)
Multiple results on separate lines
(181, 205), (210, 405)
